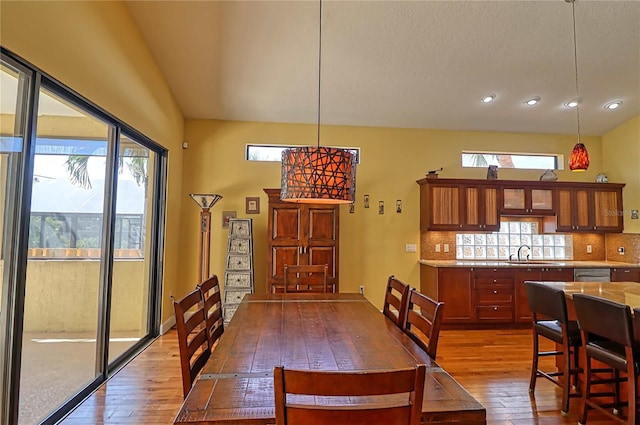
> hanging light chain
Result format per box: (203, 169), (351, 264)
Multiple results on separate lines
(316, 0), (323, 149)
(570, 0), (582, 142)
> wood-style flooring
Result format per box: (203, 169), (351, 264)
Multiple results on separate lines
(60, 328), (613, 424)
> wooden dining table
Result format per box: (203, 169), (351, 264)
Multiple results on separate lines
(173, 292), (486, 425)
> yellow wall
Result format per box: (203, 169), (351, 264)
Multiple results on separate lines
(181, 119), (603, 309)
(603, 115), (640, 234)
(1, 1), (185, 323)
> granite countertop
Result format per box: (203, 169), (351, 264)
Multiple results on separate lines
(419, 259), (640, 268)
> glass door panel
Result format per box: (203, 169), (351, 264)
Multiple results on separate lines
(20, 87), (110, 424)
(108, 135), (154, 362)
(0, 60), (30, 425)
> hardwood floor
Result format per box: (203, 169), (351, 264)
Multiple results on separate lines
(59, 328), (613, 424)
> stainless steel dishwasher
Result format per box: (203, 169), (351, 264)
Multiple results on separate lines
(574, 268), (611, 282)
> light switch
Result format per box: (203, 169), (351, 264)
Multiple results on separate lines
(405, 244), (417, 253)
(435, 244), (441, 252)
(586, 245), (592, 253)
(444, 244), (450, 253)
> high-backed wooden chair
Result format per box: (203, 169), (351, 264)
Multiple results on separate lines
(382, 275), (411, 327)
(283, 264), (329, 293)
(197, 275), (224, 348)
(525, 281), (582, 416)
(402, 290), (444, 360)
(274, 364), (426, 425)
(173, 288), (211, 398)
(574, 294), (639, 425)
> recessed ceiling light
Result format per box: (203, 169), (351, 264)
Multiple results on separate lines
(481, 94), (496, 103)
(564, 99), (580, 108)
(525, 97), (540, 106)
(604, 100), (622, 110)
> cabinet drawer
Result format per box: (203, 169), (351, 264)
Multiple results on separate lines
(475, 288), (514, 304)
(474, 268), (514, 279)
(474, 278), (514, 289)
(476, 306), (514, 321)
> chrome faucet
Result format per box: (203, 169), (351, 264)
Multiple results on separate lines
(517, 244), (531, 262)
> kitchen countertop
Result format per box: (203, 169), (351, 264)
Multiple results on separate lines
(419, 259), (640, 268)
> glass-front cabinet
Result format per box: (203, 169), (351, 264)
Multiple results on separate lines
(501, 186), (554, 215)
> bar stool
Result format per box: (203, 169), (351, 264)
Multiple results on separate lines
(524, 281), (582, 415)
(574, 294), (639, 425)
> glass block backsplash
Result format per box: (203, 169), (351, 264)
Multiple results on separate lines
(456, 221), (573, 260)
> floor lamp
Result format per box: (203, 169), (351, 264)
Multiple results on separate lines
(189, 193), (223, 283)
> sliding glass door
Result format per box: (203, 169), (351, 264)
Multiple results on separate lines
(0, 49), (167, 425)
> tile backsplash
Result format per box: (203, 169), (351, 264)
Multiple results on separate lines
(606, 233), (640, 263)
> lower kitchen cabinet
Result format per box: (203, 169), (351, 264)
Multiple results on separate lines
(421, 264), (574, 327)
(611, 267), (640, 282)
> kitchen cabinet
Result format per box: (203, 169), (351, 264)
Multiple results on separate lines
(514, 267), (573, 323)
(501, 185), (554, 215)
(555, 185), (624, 232)
(421, 267), (474, 323)
(473, 268), (514, 322)
(264, 189), (339, 293)
(422, 264), (575, 327)
(419, 180), (499, 231)
(611, 267), (640, 282)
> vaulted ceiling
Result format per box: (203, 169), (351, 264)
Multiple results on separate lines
(126, 1), (640, 136)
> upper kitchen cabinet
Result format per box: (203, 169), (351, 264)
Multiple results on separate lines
(501, 185), (554, 215)
(554, 184), (625, 233)
(418, 179), (499, 231)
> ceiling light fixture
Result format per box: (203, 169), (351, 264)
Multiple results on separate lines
(525, 97), (540, 106)
(604, 100), (622, 110)
(566, 0), (589, 172)
(564, 99), (580, 108)
(280, 0), (356, 204)
(481, 94), (496, 103)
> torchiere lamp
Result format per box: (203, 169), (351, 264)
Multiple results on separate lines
(189, 193), (223, 283)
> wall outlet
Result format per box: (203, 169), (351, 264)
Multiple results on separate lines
(435, 244), (441, 252)
(405, 243), (417, 253)
(359, 285), (365, 295)
(618, 246), (625, 255)
(444, 243), (450, 253)
(586, 245), (592, 254)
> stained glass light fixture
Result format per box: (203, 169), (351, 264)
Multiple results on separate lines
(189, 193), (223, 283)
(566, 0), (589, 172)
(280, 0), (357, 204)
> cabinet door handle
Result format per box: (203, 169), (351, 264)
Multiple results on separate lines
(493, 290), (497, 294)
(299, 246), (303, 255)
(493, 307), (498, 311)
(493, 279), (497, 283)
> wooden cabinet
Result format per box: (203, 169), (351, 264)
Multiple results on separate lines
(555, 185), (624, 232)
(419, 180), (499, 231)
(423, 264), (576, 327)
(611, 268), (640, 282)
(418, 178), (625, 233)
(473, 268), (514, 322)
(264, 189), (339, 293)
(501, 186), (554, 215)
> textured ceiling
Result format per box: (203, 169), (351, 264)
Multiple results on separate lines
(126, 1), (640, 136)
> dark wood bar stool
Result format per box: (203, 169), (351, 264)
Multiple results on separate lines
(382, 275), (411, 328)
(524, 281), (582, 415)
(574, 294), (640, 425)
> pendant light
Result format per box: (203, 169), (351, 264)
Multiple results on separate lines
(280, 0), (357, 204)
(566, 0), (589, 172)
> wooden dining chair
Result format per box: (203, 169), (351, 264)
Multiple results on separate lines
(382, 275), (411, 327)
(402, 289), (444, 360)
(197, 275), (224, 349)
(574, 294), (639, 425)
(274, 364), (426, 425)
(173, 288), (211, 398)
(283, 264), (329, 293)
(525, 281), (582, 416)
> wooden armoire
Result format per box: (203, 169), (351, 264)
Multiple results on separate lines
(264, 189), (339, 293)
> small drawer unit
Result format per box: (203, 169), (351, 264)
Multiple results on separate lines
(223, 218), (255, 324)
(473, 268), (515, 322)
